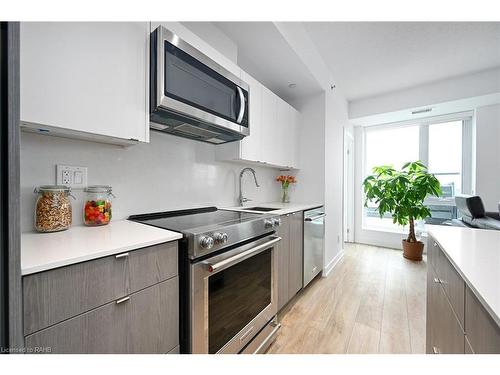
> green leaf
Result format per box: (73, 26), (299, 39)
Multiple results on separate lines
(362, 160), (441, 235)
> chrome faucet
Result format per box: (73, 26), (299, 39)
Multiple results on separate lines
(239, 167), (260, 206)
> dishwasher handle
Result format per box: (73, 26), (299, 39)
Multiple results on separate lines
(305, 213), (326, 222)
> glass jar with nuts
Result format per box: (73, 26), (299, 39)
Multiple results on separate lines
(34, 185), (74, 233)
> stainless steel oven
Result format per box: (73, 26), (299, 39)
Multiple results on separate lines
(190, 234), (280, 354)
(150, 26), (250, 144)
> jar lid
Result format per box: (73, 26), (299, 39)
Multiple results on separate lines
(36, 185), (71, 193)
(84, 185), (113, 193)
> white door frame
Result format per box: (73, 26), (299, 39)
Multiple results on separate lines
(343, 127), (355, 243)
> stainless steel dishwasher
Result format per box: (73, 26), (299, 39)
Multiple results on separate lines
(303, 207), (326, 287)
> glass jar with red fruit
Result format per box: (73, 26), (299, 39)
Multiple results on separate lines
(83, 185), (114, 226)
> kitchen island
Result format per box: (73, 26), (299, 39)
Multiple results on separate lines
(426, 225), (500, 354)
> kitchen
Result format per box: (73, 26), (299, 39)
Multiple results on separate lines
(16, 21), (332, 355)
(1, 3), (500, 372)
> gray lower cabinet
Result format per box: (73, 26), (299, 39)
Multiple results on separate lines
(23, 241), (177, 335)
(427, 235), (500, 354)
(426, 267), (464, 354)
(25, 277), (178, 354)
(464, 286), (500, 353)
(276, 215), (290, 311)
(288, 211), (304, 298)
(22, 240), (180, 354)
(276, 211), (304, 311)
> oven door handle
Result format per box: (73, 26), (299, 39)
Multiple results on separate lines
(205, 236), (281, 272)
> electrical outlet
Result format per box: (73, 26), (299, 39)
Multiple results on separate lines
(56, 165), (87, 189)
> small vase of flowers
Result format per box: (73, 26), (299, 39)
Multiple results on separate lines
(276, 175), (297, 203)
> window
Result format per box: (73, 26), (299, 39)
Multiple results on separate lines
(427, 121), (462, 197)
(362, 115), (473, 231)
(364, 125), (420, 231)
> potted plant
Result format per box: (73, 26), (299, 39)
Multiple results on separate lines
(362, 161), (441, 261)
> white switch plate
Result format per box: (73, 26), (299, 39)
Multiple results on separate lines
(56, 165), (88, 189)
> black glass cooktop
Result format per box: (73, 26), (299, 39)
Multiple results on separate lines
(129, 207), (263, 234)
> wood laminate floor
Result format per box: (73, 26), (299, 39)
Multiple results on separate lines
(267, 242), (427, 354)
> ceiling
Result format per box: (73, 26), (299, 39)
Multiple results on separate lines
(303, 22), (500, 101)
(213, 22), (500, 103)
(213, 22), (323, 103)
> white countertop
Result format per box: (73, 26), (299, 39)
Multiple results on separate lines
(222, 202), (323, 216)
(21, 220), (182, 276)
(427, 225), (500, 326)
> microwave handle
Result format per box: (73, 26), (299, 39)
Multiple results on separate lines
(236, 86), (245, 124)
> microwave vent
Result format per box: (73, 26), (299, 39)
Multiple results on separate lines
(175, 123), (221, 139)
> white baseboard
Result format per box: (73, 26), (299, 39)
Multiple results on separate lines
(322, 249), (345, 277)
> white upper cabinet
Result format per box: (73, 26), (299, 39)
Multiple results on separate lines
(216, 73), (301, 170)
(239, 71), (263, 162)
(20, 22), (149, 144)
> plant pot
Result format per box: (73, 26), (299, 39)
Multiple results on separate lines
(402, 239), (424, 261)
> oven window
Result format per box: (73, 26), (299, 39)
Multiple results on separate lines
(208, 249), (272, 354)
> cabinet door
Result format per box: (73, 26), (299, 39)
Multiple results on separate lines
(25, 277), (179, 354)
(240, 71), (262, 162)
(276, 215), (290, 311)
(465, 286), (500, 353)
(427, 237), (439, 273)
(288, 211), (304, 299)
(426, 267), (439, 354)
(260, 86), (278, 166)
(288, 108), (300, 169)
(426, 268), (464, 354)
(20, 22), (149, 142)
(23, 241), (178, 335)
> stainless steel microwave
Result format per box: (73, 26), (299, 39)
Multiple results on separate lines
(150, 26), (250, 144)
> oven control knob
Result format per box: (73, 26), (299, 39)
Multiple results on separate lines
(213, 232), (228, 244)
(199, 235), (214, 249)
(272, 218), (281, 227)
(264, 219), (274, 228)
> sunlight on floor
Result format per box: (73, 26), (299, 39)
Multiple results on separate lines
(267, 243), (427, 354)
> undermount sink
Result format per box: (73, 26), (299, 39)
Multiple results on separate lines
(244, 207), (280, 212)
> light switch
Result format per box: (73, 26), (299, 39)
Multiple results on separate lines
(56, 165), (88, 189)
(74, 171), (83, 184)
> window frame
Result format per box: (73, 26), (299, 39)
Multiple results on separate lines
(361, 111), (474, 232)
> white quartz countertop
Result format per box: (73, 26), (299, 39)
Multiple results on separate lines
(427, 225), (500, 326)
(222, 202), (323, 216)
(21, 220), (182, 276)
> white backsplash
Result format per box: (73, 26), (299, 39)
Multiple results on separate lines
(20, 131), (284, 232)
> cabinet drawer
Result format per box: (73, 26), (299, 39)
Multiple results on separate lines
(465, 286), (500, 353)
(426, 268), (464, 354)
(23, 241), (178, 335)
(433, 241), (465, 328)
(427, 237), (439, 272)
(25, 277), (179, 354)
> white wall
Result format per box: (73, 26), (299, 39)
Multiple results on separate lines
(324, 89), (348, 272)
(291, 89), (348, 275)
(349, 67), (500, 119)
(348, 67), (500, 249)
(20, 132), (281, 232)
(291, 92), (326, 204)
(475, 103), (500, 211)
